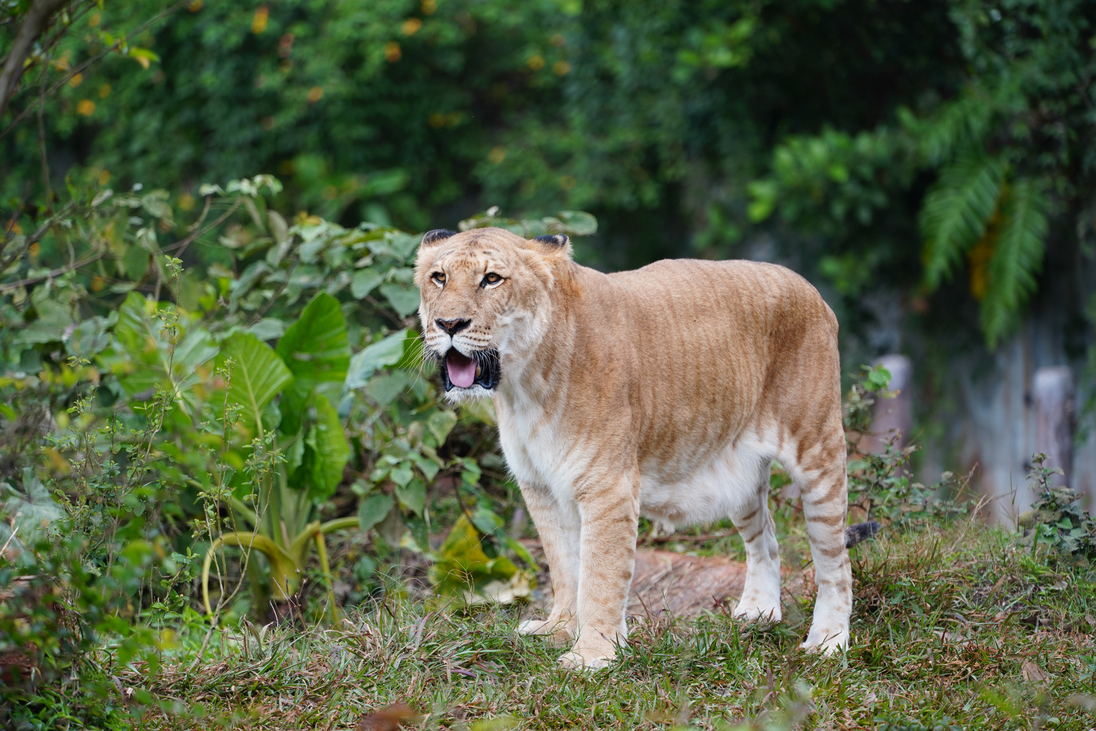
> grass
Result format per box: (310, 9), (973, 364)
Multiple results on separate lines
(17, 512), (1096, 731)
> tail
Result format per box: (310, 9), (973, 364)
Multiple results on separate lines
(844, 521), (881, 549)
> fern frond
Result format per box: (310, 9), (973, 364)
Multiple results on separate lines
(915, 90), (995, 166)
(980, 178), (1048, 349)
(919, 154), (1004, 290)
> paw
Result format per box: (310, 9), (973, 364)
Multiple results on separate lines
(799, 626), (849, 654)
(732, 602), (782, 623)
(517, 618), (551, 635)
(559, 648), (613, 671)
(518, 617), (574, 646)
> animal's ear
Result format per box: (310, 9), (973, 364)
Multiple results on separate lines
(526, 233), (572, 259)
(420, 229), (457, 248)
(533, 234), (569, 248)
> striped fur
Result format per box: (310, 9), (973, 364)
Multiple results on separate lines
(415, 227), (851, 670)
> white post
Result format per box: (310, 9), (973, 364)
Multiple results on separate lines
(860, 354), (913, 454)
(1033, 366), (1074, 488)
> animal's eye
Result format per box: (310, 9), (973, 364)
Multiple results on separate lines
(431, 272), (446, 286)
(481, 272), (503, 287)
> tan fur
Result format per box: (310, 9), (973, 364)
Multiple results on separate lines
(415, 227), (851, 670)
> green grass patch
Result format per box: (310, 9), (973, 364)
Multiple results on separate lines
(16, 516), (1092, 730)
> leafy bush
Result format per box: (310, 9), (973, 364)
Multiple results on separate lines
(1019, 453), (1096, 560)
(843, 364), (967, 525)
(0, 163), (597, 722)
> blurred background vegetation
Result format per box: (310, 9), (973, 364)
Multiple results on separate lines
(2, 0), (1095, 726)
(6, 0), (1095, 349)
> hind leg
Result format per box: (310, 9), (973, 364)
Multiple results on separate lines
(731, 467), (782, 622)
(790, 433), (852, 652)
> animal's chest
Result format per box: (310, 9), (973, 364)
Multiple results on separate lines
(495, 402), (585, 498)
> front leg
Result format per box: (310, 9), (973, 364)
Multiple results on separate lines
(516, 483), (580, 645)
(560, 472), (640, 670)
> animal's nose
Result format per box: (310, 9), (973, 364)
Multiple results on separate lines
(435, 318), (471, 335)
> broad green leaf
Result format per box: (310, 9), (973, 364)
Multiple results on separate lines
(358, 493), (394, 532)
(303, 393), (351, 502)
(247, 318), (286, 341)
(430, 515), (519, 599)
(471, 505), (503, 536)
(276, 293), (349, 436)
(379, 282), (421, 318)
(276, 292), (350, 394)
(220, 332), (293, 432)
(284, 432), (305, 473)
(4, 467), (65, 538)
(505, 536), (537, 567)
(346, 329), (411, 388)
(15, 296), (72, 346)
(426, 410), (458, 446)
(268, 210), (289, 245)
(430, 514), (490, 593)
(411, 453), (440, 481)
(376, 504), (406, 548)
(278, 386), (309, 437)
(65, 316), (112, 358)
(389, 463), (414, 487)
(124, 245), (150, 280)
(364, 370), (410, 406)
(351, 267), (383, 299)
(396, 477), (426, 515)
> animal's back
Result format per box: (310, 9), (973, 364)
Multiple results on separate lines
(590, 259), (840, 476)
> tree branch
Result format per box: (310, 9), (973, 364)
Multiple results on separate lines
(0, 1), (186, 140)
(0, 0), (69, 122)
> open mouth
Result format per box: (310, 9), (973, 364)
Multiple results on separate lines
(441, 348), (501, 391)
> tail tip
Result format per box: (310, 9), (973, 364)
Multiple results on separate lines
(844, 520), (882, 549)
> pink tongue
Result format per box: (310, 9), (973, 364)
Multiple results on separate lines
(446, 351), (476, 388)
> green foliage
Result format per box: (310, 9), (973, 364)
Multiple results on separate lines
(8, 1), (1092, 353)
(0, 167), (590, 722)
(919, 155), (1004, 290)
(842, 363), (894, 437)
(219, 332), (292, 432)
(980, 180), (1048, 348)
(429, 513), (532, 606)
(844, 365), (965, 525)
(0, 353), (191, 720)
(742, 0), (1095, 349)
(1019, 453), (1096, 560)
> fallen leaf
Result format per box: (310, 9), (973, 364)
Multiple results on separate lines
(1021, 659), (1049, 683)
(356, 703), (418, 731)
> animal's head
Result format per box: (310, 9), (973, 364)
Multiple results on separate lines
(414, 227), (572, 400)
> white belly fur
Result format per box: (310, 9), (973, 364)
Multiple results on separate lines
(497, 403), (776, 531)
(637, 430), (775, 530)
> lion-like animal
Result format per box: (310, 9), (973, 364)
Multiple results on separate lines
(415, 227), (851, 670)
